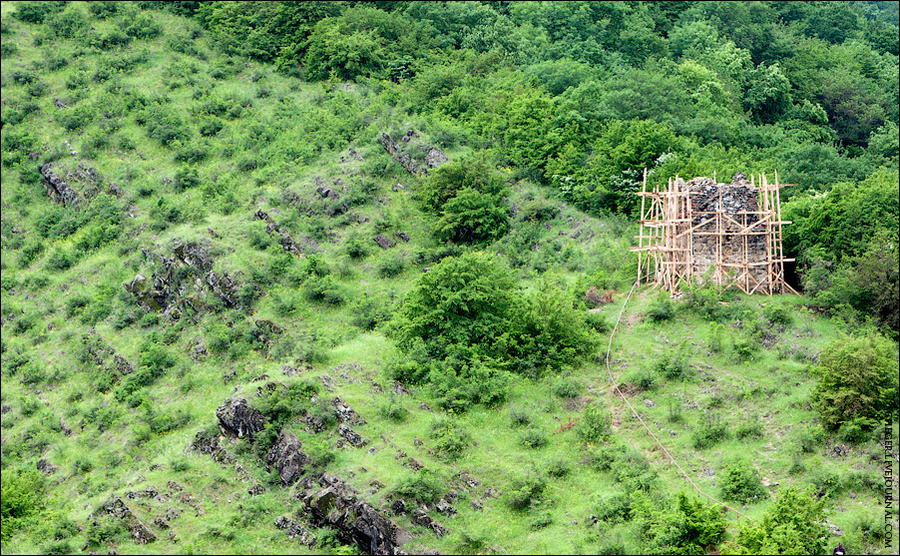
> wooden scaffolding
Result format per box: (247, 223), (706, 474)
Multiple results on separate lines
(633, 170), (798, 296)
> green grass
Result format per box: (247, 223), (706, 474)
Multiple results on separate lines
(1, 2), (897, 555)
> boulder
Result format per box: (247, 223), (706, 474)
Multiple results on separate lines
(216, 397), (267, 440)
(373, 234), (395, 250)
(37, 458), (58, 475)
(265, 430), (311, 486)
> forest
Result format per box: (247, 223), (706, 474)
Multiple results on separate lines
(1, 1), (898, 555)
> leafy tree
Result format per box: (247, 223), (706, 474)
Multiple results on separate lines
(813, 332), (899, 432)
(633, 493), (727, 555)
(392, 251), (518, 361)
(743, 63), (792, 124)
(719, 459), (768, 503)
(302, 6), (435, 81)
(419, 156), (509, 243)
(730, 487), (828, 555)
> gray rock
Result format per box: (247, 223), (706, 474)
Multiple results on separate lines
(216, 397), (267, 440)
(265, 430), (311, 486)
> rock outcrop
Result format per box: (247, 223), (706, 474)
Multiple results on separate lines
(298, 473), (410, 555)
(216, 397), (267, 440)
(40, 163), (81, 207)
(265, 430), (311, 486)
(97, 495), (157, 545)
(380, 130), (448, 176)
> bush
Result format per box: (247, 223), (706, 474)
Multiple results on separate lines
(646, 293), (675, 322)
(390, 468), (445, 505)
(813, 332), (898, 432)
(733, 487), (827, 555)
(1, 470), (45, 542)
(378, 395), (409, 422)
(653, 345), (691, 380)
(577, 403), (611, 442)
(419, 156), (509, 244)
(520, 429), (548, 449)
(735, 417), (765, 440)
(552, 377), (581, 398)
(378, 256), (406, 278)
(593, 493), (633, 524)
(691, 413), (729, 449)
(504, 474), (546, 511)
(545, 458), (570, 478)
(719, 459), (768, 503)
(428, 418), (471, 461)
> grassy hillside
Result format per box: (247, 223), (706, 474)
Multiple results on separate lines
(1, 2), (897, 555)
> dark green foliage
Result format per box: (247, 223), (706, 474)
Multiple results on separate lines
(733, 487), (827, 555)
(13, 1), (66, 24)
(588, 443), (658, 492)
(634, 493), (727, 555)
(519, 429), (548, 449)
(593, 492), (633, 524)
(390, 468), (445, 505)
(813, 332), (899, 432)
(504, 474), (546, 511)
(428, 418), (471, 461)
(577, 403), (611, 442)
(646, 293), (675, 322)
(719, 459), (768, 503)
(653, 345), (692, 380)
(691, 413), (729, 449)
(419, 157), (509, 244)
(552, 377), (580, 398)
(378, 395), (409, 423)
(1, 469), (45, 542)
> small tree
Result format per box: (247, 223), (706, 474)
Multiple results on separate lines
(731, 487), (828, 555)
(419, 156), (509, 244)
(813, 332), (899, 432)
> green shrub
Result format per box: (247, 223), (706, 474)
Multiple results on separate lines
(592, 493), (633, 524)
(691, 413), (729, 449)
(520, 429), (548, 449)
(734, 487), (826, 555)
(735, 416), (765, 440)
(577, 403), (611, 442)
(1, 470), (45, 542)
(378, 395), (409, 422)
(378, 256), (406, 278)
(509, 408), (532, 427)
(813, 332), (899, 432)
(719, 459), (768, 503)
(504, 474), (546, 511)
(552, 377), (581, 398)
(545, 458), (570, 478)
(428, 418), (471, 461)
(653, 345), (691, 380)
(646, 293), (675, 322)
(390, 468), (445, 505)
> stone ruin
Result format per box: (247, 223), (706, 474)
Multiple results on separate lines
(634, 172), (796, 295)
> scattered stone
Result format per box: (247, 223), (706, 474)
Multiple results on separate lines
(644, 399), (657, 408)
(275, 516), (317, 547)
(37, 458), (58, 474)
(411, 509), (449, 537)
(403, 458), (425, 472)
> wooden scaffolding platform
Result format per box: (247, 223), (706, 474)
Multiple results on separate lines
(632, 170), (798, 296)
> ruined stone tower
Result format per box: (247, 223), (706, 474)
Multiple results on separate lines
(633, 172), (796, 295)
